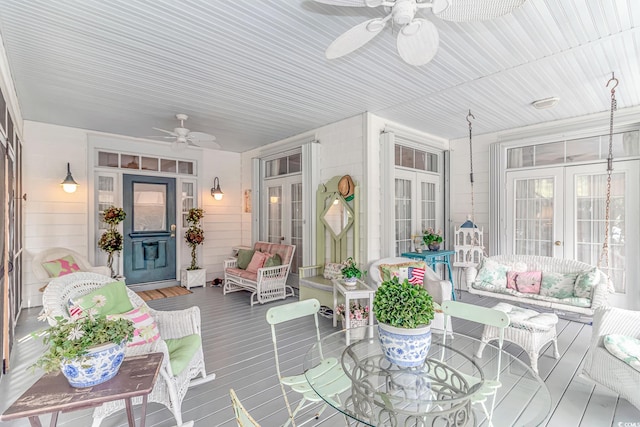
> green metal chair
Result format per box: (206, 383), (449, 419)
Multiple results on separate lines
(441, 300), (510, 427)
(230, 389), (261, 427)
(266, 298), (349, 427)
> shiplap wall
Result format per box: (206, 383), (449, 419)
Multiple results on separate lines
(22, 121), (242, 307)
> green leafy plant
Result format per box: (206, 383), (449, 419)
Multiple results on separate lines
(341, 257), (362, 279)
(373, 277), (435, 329)
(422, 227), (443, 246)
(185, 208), (205, 270)
(33, 306), (134, 374)
(98, 206), (126, 277)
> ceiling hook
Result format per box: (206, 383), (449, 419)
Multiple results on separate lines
(466, 109), (475, 127)
(606, 72), (619, 92)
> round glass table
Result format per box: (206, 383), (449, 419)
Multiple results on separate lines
(304, 326), (551, 426)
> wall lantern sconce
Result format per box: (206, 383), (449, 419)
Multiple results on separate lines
(61, 162), (79, 193)
(211, 177), (224, 201)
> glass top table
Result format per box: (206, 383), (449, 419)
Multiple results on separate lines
(304, 326), (551, 426)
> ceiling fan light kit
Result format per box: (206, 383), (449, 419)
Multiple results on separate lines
(315, 0), (528, 66)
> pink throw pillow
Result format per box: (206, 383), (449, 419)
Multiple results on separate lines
(510, 271), (542, 294)
(506, 271), (519, 291)
(246, 251), (270, 273)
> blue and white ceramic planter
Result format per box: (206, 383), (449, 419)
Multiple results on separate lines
(60, 341), (126, 388)
(378, 323), (432, 367)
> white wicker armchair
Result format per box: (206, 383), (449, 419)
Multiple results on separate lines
(32, 247), (111, 289)
(582, 306), (640, 411)
(42, 272), (214, 427)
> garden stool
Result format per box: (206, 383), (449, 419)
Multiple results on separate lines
(476, 302), (560, 374)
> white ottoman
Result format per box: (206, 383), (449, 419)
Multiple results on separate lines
(477, 302), (560, 374)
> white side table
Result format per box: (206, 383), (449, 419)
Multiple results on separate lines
(332, 278), (375, 330)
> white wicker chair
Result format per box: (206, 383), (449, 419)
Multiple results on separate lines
(42, 272), (214, 427)
(582, 306), (640, 411)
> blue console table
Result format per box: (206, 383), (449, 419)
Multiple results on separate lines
(401, 250), (456, 301)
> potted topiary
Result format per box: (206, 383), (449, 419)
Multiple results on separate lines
(423, 227), (443, 251)
(341, 257), (362, 286)
(181, 208), (206, 289)
(373, 276), (435, 367)
(98, 206), (126, 278)
(34, 306), (134, 388)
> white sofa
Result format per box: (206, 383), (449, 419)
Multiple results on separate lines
(582, 307), (640, 411)
(223, 242), (296, 306)
(33, 247), (111, 290)
(466, 255), (609, 316)
(368, 257), (452, 333)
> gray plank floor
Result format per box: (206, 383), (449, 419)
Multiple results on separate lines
(1, 287), (638, 427)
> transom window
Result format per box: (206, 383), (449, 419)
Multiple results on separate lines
(97, 151), (195, 175)
(395, 145), (438, 172)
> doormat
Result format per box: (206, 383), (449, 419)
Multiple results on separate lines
(136, 286), (193, 302)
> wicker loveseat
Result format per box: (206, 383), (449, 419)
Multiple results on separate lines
(223, 241), (296, 306)
(467, 255), (610, 316)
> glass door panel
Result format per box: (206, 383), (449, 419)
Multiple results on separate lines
(291, 183), (303, 272)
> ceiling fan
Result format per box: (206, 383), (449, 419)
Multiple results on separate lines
(313, 0), (528, 66)
(151, 114), (220, 150)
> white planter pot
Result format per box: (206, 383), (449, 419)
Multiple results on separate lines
(181, 268), (206, 289)
(378, 323), (432, 367)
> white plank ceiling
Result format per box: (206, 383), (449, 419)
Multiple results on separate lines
(0, 0), (638, 152)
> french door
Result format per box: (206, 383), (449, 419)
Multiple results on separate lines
(394, 169), (441, 256)
(262, 174), (303, 273)
(506, 160), (639, 309)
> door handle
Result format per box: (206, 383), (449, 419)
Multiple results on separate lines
(171, 224), (176, 231)
(554, 241), (562, 246)
(280, 236), (285, 241)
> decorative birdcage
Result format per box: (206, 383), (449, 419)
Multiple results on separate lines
(453, 216), (484, 268)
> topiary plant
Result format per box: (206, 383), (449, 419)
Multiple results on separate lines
(373, 276), (435, 329)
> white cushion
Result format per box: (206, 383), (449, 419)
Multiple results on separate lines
(604, 334), (640, 373)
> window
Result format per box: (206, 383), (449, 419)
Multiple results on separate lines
(97, 151), (195, 175)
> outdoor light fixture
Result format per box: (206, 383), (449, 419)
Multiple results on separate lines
(211, 177), (224, 200)
(532, 96), (560, 110)
(61, 162), (79, 193)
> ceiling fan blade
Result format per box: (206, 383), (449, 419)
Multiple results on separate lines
(152, 127), (178, 136)
(187, 132), (220, 149)
(435, 0), (527, 22)
(312, 0), (384, 6)
(326, 18), (387, 59)
(396, 19), (439, 66)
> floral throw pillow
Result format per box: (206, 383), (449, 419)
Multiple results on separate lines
(603, 334), (640, 373)
(540, 272), (579, 299)
(42, 255), (80, 278)
(323, 263), (343, 279)
(107, 305), (160, 347)
(474, 258), (510, 289)
(574, 267), (599, 299)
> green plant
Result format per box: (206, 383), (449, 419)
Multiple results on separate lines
(98, 206), (126, 277)
(373, 277), (435, 329)
(185, 208), (205, 270)
(33, 307), (134, 374)
(422, 227), (443, 246)
(341, 257), (362, 279)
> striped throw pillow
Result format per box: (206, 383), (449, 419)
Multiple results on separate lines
(108, 305), (160, 347)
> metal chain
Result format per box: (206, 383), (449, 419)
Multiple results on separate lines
(466, 110), (484, 258)
(598, 73), (618, 270)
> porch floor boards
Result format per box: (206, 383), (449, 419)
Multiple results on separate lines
(1, 287), (638, 427)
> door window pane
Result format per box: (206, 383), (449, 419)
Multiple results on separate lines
(290, 183), (303, 273)
(141, 157), (158, 171)
(395, 178), (412, 255)
(513, 178), (554, 256)
(181, 182), (195, 227)
(268, 187), (282, 243)
(133, 183), (167, 231)
(99, 152), (119, 168)
(161, 159), (177, 173)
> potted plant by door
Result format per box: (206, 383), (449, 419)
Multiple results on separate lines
(181, 208), (206, 289)
(98, 206), (126, 278)
(34, 307), (134, 387)
(341, 257), (362, 287)
(373, 276), (435, 367)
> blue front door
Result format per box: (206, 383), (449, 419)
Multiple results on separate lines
(123, 174), (177, 285)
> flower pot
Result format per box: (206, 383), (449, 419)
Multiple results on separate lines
(343, 277), (358, 287)
(181, 268), (206, 289)
(427, 243), (441, 251)
(60, 341), (126, 388)
(341, 318), (368, 340)
(378, 323), (432, 367)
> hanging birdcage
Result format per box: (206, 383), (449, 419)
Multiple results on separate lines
(453, 217), (484, 268)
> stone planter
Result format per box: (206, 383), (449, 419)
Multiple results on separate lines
(61, 341), (126, 388)
(181, 268), (206, 289)
(378, 323), (432, 367)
